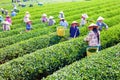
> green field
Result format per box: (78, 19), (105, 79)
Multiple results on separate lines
(0, 0), (120, 80)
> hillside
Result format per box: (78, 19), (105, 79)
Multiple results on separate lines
(0, 0), (120, 80)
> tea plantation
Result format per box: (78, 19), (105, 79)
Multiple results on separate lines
(0, 0), (120, 80)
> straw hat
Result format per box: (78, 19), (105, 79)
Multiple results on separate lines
(97, 16), (104, 21)
(26, 20), (32, 23)
(49, 16), (54, 19)
(88, 23), (99, 29)
(42, 14), (47, 17)
(6, 15), (10, 18)
(26, 11), (29, 14)
(72, 21), (78, 24)
(71, 21), (79, 26)
(60, 18), (64, 20)
(1, 8), (3, 10)
(2, 21), (10, 24)
(59, 11), (64, 13)
(82, 14), (88, 18)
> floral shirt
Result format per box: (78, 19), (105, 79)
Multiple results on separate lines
(84, 31), (100, 46)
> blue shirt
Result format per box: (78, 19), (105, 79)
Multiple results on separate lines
(70, 26), (80, 38)
(96, 22), (108, 31)
(26, 24), (31, 30)
(60, 21), (68, 28)
(11, 12), (16, 17)
(0, 16), (4, 22)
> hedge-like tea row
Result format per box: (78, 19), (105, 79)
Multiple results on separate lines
(43, 43), (120, 80)
(0, 23), (48, 38)
(0, 31), (69, 64)
(0, 22), (120, 80)
(0, 25), (57, 48)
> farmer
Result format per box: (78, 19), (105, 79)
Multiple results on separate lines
(48, 16), (56, 26)
(11, 10), (17, 17)
(24, 11), (31, 23)
(13, 3), (17, 10)
(70, 21), (80, 38)
(84, 23), (101, 50)
(0, 15), (4, 23)
(96, 16), (108, 31)
(60, 18), (68, 29)
(2, 21), (11, 31)
(80, 13), (88, 27)
(5, 10), (9, 15)
(26, 20), (32, 32)
(13, 4), (19, 13)
(5, 15), (12, 25)
(41, 14), (48, 23)
(58, 11), (65, 19)
(1, 8), (5, 14)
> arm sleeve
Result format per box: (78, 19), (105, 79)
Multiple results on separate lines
(70, 27), (72, 34)
(84, 32), (92, 41)
(103, 23), (108, 29)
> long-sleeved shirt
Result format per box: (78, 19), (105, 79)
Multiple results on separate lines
(0, 16), (4, 22)
(70, 26), (80, 38)
(11, 12), (17, 17)
(80, 18), (87, 26)
(2, 24), (10, 31)
(84, 31), (100, 46)
(5, 17), (12, 24)
(26, 23), (32, 30)
(41, 17), (48, 22)
(48, 19), (55, 26)
(96, 21), (108, 31)
(58, 13), (65, 19)
(60, 21), (68, 28)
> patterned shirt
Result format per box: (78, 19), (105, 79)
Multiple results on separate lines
(85, 31), (100, 46)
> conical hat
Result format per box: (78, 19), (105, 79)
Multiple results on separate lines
(82, 14), (88, 18)
(27, 20), (32, 22)
(49, 16), (54, 19)
(42, 14), (47, 16)
(26, 11), (29, 14)
(60, 18), (64, 20)
(71, 21), (79, 26)
(2, 21), (10, 24)
(88, 23), (99, 28)
(6, 15), (10, 18)
(72, 21), (78, 24)
(97, 16), (104, 21)
(59, 11), (63, 13)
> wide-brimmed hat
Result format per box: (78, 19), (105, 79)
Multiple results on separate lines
(6, 15), (10, 18)
(71, 21), (79, 26)
(42, 14), (47, 17)
(49, 16), (54, 19)
(60, 18), (64, 20)
(26, 11), (29, 14)
(59, 11), (63, 13)
(1, 8), (3, 10)
(82, 14), (88, 18)
(97, 16), (104, 21)
(88, 23), (99, 29)
(2, 21), (10, 24)
(27, 20), (32, 23)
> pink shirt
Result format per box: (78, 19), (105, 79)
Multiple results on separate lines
(5, 18), (12, 24)
(85, 31), (100, 46)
